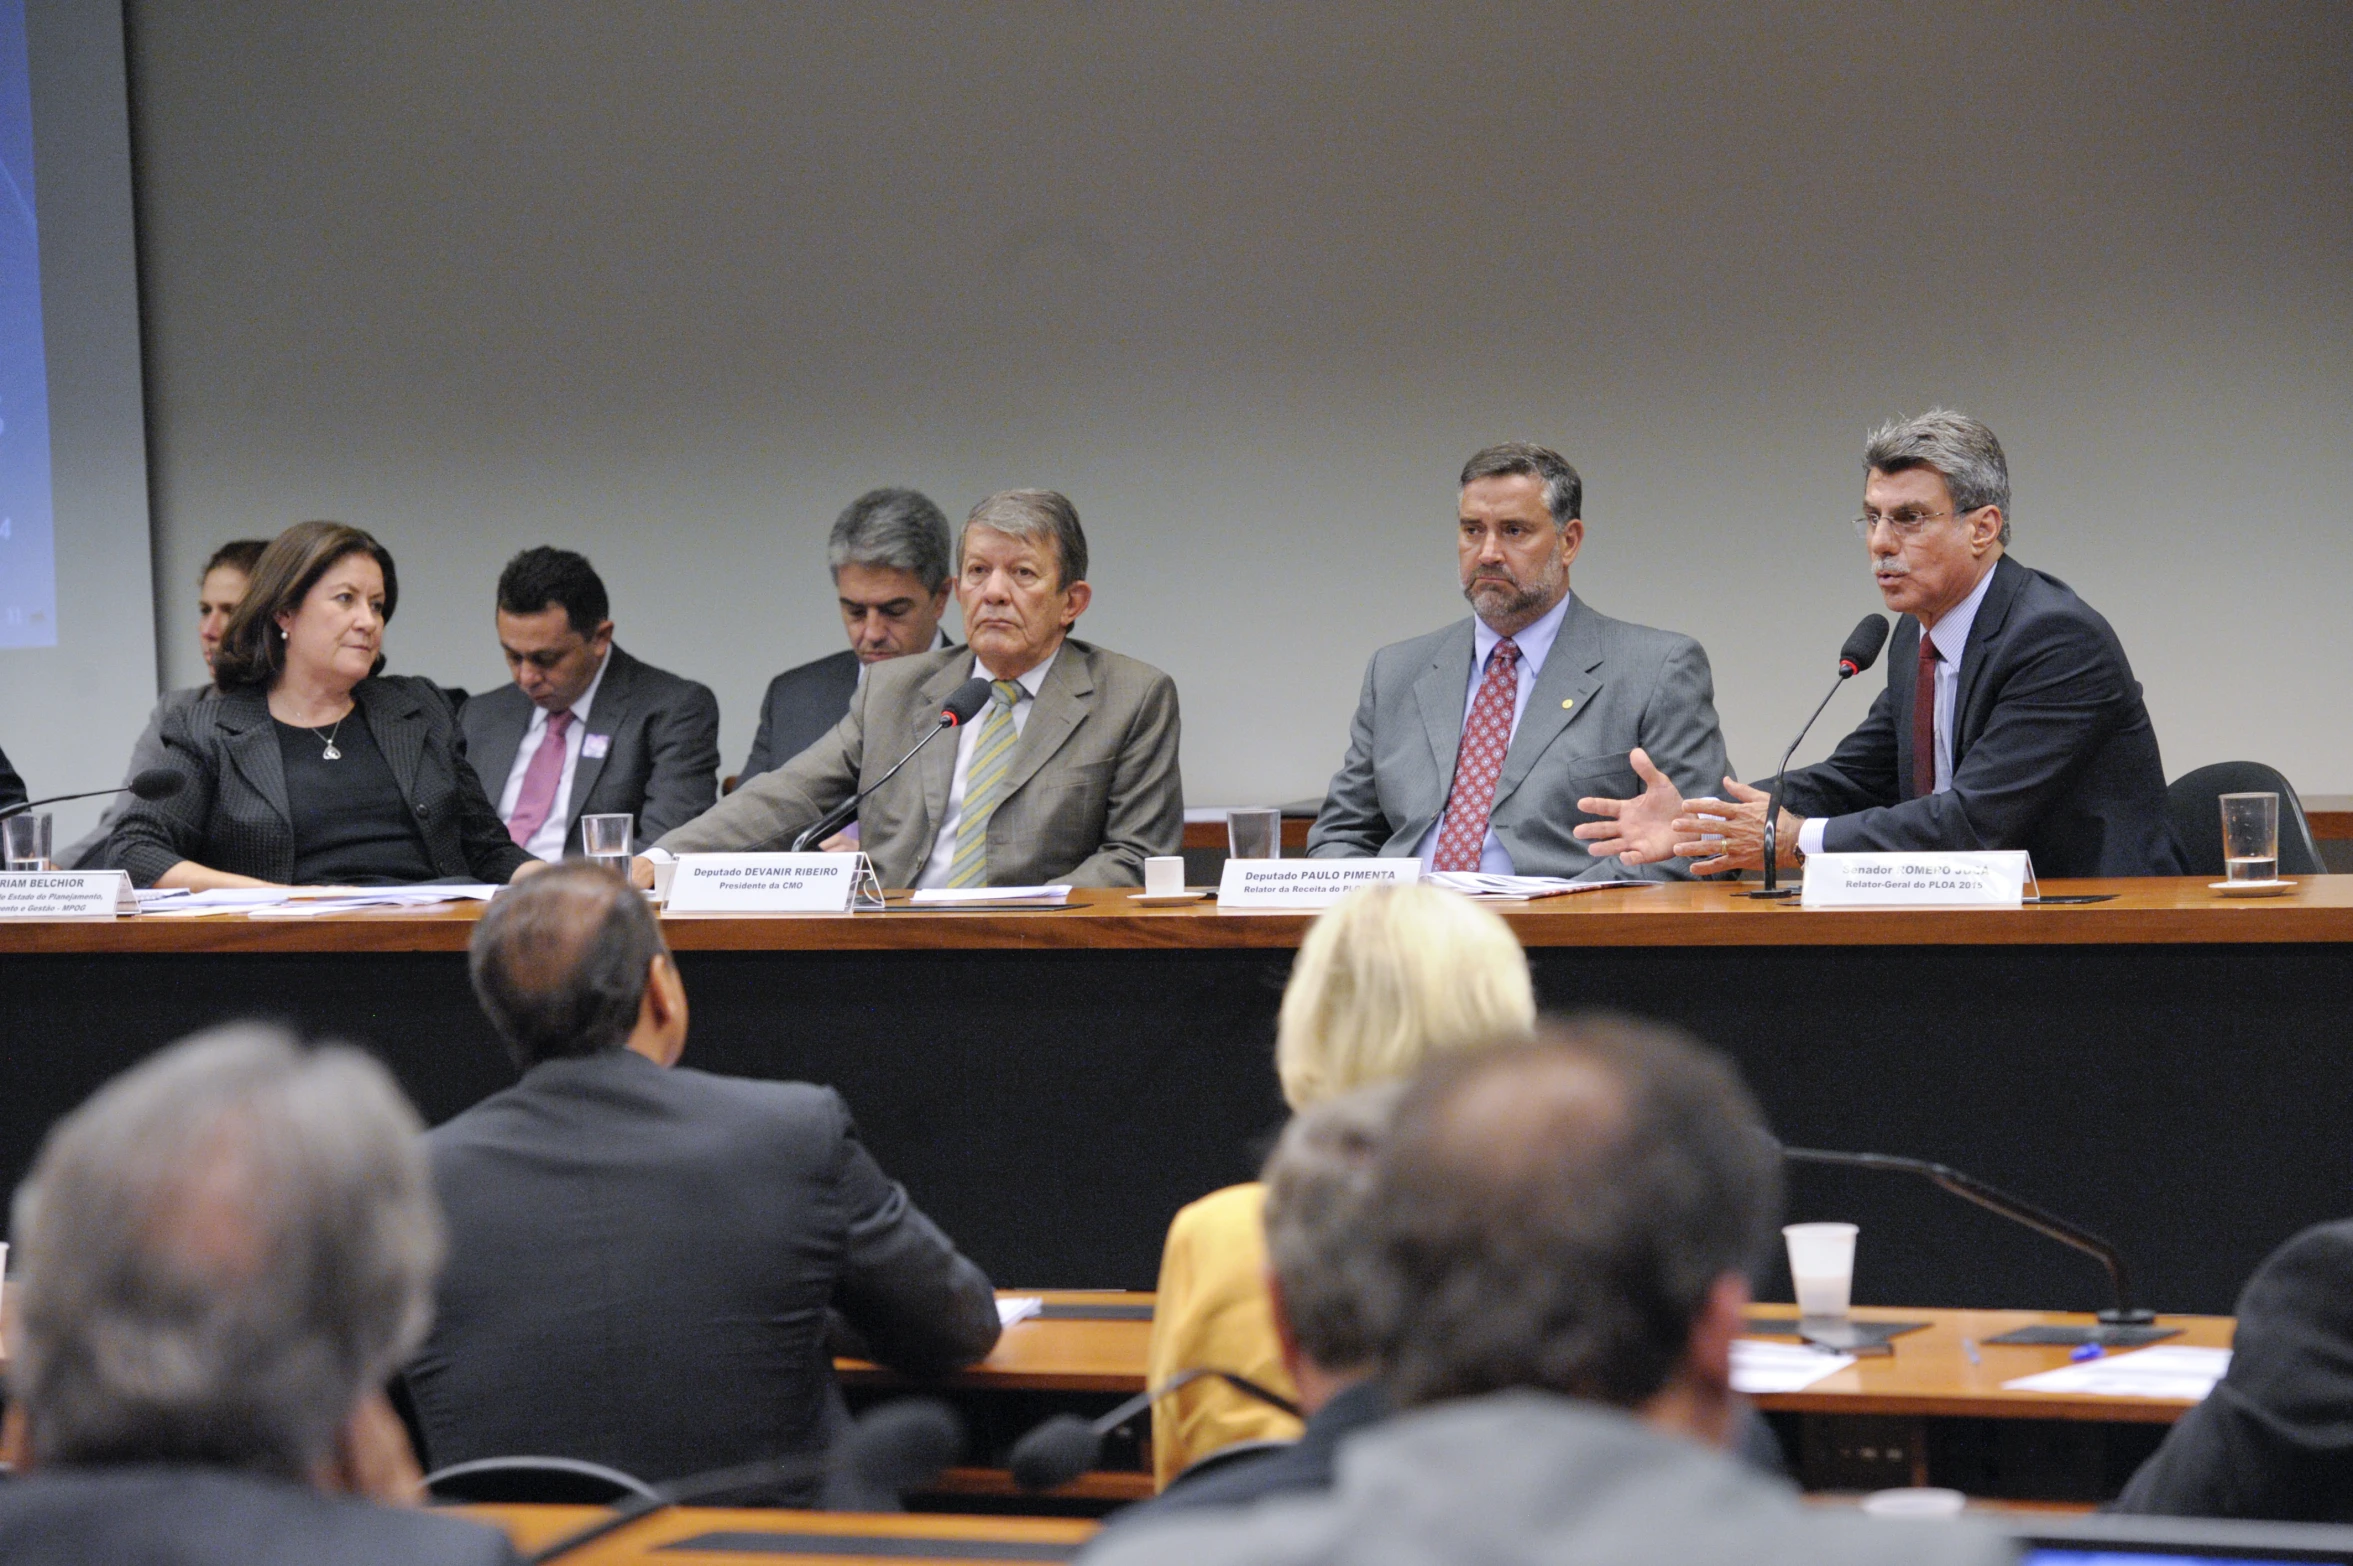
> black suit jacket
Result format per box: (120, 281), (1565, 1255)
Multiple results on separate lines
(108, 677), (535, 888)
(740, 649), (862, 783)
(0, 742), (23, 812)
(1776, 556), (2181, 877)
(405, 1050), (1001, 1499)
(0, 1466), (517, 1565)
(2116, 1220), (2353, 1522)
(459, 645), (721, 854)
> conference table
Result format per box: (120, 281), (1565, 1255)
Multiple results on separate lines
(463, 1504), (1097, 1564)
(4, 876), (2350, 1314)
(838, 1291), (2236, 1506)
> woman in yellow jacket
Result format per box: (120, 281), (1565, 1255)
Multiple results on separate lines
(1144, 882), (1536, 1487)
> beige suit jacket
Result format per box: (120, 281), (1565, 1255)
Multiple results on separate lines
(656, 639), (1183, 888)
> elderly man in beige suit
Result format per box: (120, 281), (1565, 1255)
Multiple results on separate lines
(644, 490), (1182, 888)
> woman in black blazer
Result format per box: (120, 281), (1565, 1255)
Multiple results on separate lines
(112, 521), (540, 890)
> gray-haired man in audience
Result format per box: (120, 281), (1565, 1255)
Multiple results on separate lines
(739, 488), (958, 783)
(0, 1028), (516, 1565)
(1086, 1018), (2011, 1566)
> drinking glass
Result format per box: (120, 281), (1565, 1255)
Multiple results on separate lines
(1783, 1222), (1858, 1320)
(581, 813), (634, 877)
(3, 813), (53, 872)
(1226, 808), (1281, 861)
(2218, 792), (2280, 884)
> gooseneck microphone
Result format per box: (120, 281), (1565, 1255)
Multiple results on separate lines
(1747, 616), (1889, 899)
(523, 1399), (962, 1565)
(1007, 1367), (1302, 1493)
(1776, 1139), (2167, 1342)
(0, 767), (185, 822)
(790, 677), (997, 852)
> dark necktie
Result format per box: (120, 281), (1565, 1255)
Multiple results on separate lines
(1909, 629), (1941, 800)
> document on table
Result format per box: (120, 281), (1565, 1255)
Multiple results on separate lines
(139, 885), (501, 917)
(1424, 872), (1653, 900)
(997, 1296), (1043, 1327)
(2001, 1345), (2231, 1399)
(1729, 1338), (1856, 1393)
(907, 885), (1073, 907)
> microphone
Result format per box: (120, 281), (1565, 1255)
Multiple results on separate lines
(790, 677), (997, 853)
(1007, 1368), (1301, 1493)
(1746, 616), (1888, 899)
(523, 1398), (963, 1565)
(1775, 1138), (2171, 1345)
(0, 768), (185, 822)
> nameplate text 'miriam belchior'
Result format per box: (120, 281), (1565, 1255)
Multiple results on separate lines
(0, 870), (138, 919)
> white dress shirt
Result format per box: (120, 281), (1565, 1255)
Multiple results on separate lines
(1796, 561), (1998, 856)
(1414, 592), (1575, 876)
(914, 648), (1060, 889)
(495, 650), (611, 862)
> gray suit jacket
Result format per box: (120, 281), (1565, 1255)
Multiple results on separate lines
(60, 686), (202, 869)
(459, 645), (720, 855)
(1082, 1390), (2014, 1566)
(740, 648), (861, 783)
(108, 677), (535, 887)
(657, 639), (1183, 888)
(1307, 597), (1732, 881)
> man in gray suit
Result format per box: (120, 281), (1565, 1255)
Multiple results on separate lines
(1308, 443), (1730, 881)
(646, 490), (1181, 889)
(462, 547), (720, 857)
(738, 488), (958, 785)
(1084, 1019), (2011, 1566)
(0, 1026), (516, 1565)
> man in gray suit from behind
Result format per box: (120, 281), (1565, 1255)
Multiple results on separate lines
(648, 490), (1181, 889)
(1308, 443), (1730, 881)
(1084, 1019), (2013, 1566)
(461, 547), (720, 857)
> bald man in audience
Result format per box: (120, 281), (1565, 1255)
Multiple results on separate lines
(405, 864), (1000, 1500)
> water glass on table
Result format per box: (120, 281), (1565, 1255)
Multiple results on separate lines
(1226, 807), (1281, 861)
(580, 813), (634, 878)
(3, 812), (53, 872)
(1783, 1221), (1858, 1321)
(2219, 792), (2280, 884)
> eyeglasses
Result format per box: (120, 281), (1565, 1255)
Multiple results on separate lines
(1852, 509), (1962, 541)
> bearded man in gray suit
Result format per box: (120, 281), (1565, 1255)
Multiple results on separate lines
(645, 489), (1181, 889)
(1308, 443), (1730, 881)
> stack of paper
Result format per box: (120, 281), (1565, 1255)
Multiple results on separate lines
(1729, 1338), (1856, 1393)
(1425, 872), (1652, 900)
(2001, 1345), (2231, 1400)
(138, 885), (500, 917)
(997, 1296), (1044, 1328)
(907, 885), (1073, 907)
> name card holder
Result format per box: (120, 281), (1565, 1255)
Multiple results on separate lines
(665, 853), (884, 914)
(1800, 851), (2035, 909)
(1217, 858), (1420, 909)
(0, 871), (138, 919)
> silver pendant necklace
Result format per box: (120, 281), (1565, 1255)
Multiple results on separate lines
(310, 714), (348, 761)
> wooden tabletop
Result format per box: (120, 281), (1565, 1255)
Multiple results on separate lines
(843, 1293), (2234, 1426)
(462, 1503), (1096, 1564)
(5, 876), (2348, 954)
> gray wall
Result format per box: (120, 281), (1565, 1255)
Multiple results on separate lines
(127, 2), (2351, 809)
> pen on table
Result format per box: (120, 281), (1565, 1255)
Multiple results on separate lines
(2070, 1342), (2105, 1362)
(1963, 1338), (1981, 1366)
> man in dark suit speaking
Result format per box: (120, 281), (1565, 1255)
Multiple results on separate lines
(739, 488), (958, 785)
(404, 864), (1000, 1498)
(462, 547), (720, 857)
(1577, 410), (2180, 878)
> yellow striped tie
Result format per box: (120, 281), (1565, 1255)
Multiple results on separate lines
(946, 680), (1024, 888)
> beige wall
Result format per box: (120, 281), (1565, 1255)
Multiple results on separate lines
(127, 2), (2351, 808)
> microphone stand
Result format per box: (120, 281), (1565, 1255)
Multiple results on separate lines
(0, 783), (156, 821)
(1748, 676), (1849, 900)
(791, 720), (957, 853)
(1781, 1145), (2171, 1344)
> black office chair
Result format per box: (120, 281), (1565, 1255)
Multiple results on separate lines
(1160, 1438), (1296, 1494)
(420, 1455), (659, 1505)
(2164, 761), (2325, 877)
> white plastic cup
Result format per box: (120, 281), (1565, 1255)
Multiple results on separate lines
(1784, 1221), (1859, 1319)
(649, 857), (679, 903)
(1860, 1487), (1967, 1519)
(1226, 808), (1281, 861)
(1143, 856), (1186, 897)
(581, 813), (634, 873)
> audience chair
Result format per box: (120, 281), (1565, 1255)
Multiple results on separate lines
(421, 1455), (659, 1506)
(2165, 761), (2325, 878)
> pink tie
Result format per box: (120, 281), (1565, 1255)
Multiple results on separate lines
(507, 709), (574, 846)
(1433, 639), (1521, 872)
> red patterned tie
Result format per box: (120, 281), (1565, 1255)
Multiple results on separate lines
(1433, 639), (1521, 871)
(1909, 629), (1940, 800)
(507, 708), (574, 846)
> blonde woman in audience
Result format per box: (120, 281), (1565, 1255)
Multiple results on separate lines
(1144, 881), (1536, 1487)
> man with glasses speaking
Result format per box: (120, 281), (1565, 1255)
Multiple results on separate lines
(1576, 410), (2180, 879)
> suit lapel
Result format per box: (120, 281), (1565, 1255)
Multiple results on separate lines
(566, 647), (632, 825)
(219, 687), (293, 830)
(1491, 599), (1604, 811)
(998, 642), (1092, 803)
(1951, 556), (2021, 754)
(1412, 621), (1477, 794)
(357, 679), (430, 807)
(470, 691), (530, 802)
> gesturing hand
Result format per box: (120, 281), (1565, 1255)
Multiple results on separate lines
(1575, 748), (1687, 865)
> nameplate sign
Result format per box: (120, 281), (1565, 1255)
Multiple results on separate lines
(665, 854), (875, 914)
(1217, 858), (1421, 909)
(0, 871), (137, 918)
(1801, 851), (2032, 909)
